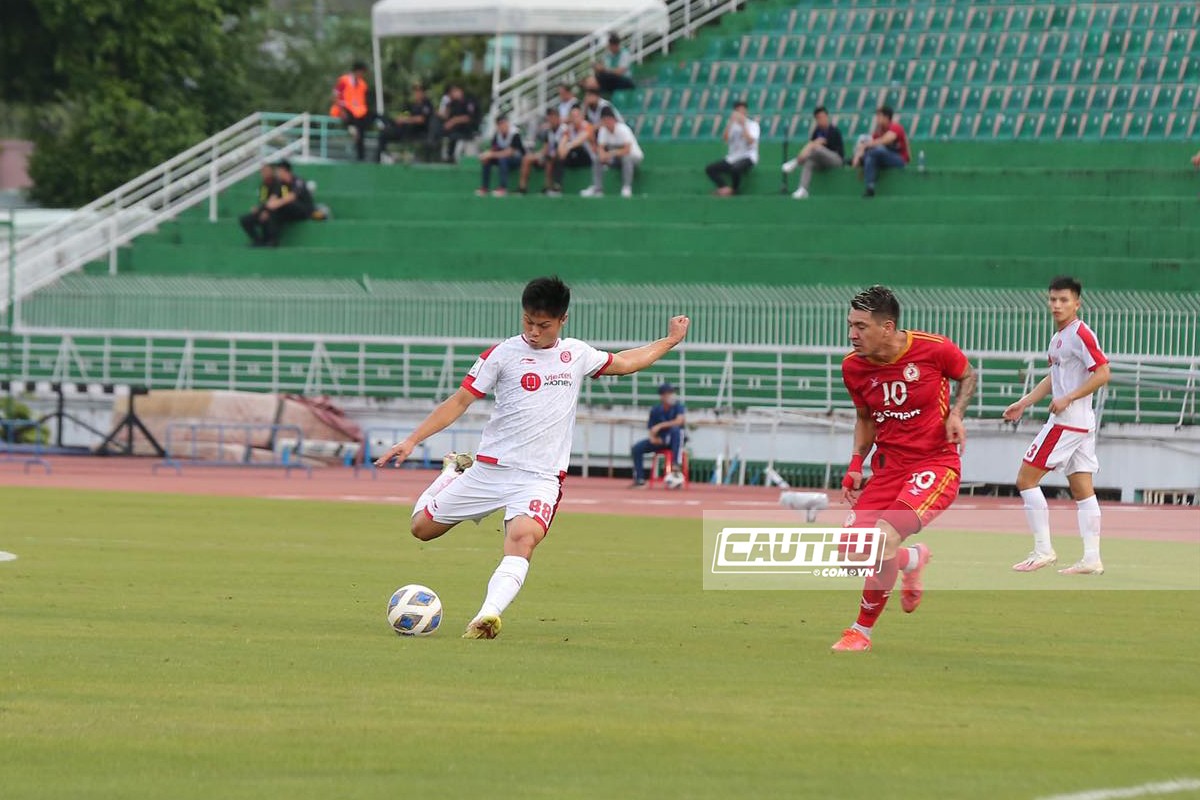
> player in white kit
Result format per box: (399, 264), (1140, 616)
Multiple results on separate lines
(1003, 276), (1111, 575)
(375, 277), (690, 638)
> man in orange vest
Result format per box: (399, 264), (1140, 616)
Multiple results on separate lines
(330, 61), (372, 161)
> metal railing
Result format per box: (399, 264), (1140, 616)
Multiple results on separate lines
(491, 0), (745, 128)
(0, 112), (315, 318)
(4, 329), (1197, 426)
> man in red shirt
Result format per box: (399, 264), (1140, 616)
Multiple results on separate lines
(833, 285), (977, 652)
(852, 105), (909, 197)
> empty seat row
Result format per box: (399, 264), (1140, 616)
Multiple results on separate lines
(720, 28), (1199, 62)
(756, 3), (1198, 37)
(622, 84), (1200, 116)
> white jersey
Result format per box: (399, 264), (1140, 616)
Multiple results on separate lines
(726, 118), (761, 164)
(1047, 318), (1108, 430)
(461, 335), (613, 476)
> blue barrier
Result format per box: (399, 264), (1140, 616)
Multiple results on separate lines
(357, 427), (484, 480)
(0, 418), (52, 474)
(153, 422), (312, 477)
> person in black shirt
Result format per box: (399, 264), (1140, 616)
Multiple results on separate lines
(477, 115), (525, 196)
(431, 84), (480, 163)
(261, 160), (314, 247)
(517, 107), (562, 194)
(377, 84), (435, 163)
(239, 163), (278, 246)
(781, 106), (845, 199)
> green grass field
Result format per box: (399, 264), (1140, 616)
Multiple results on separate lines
(2, 486), (1198, 800)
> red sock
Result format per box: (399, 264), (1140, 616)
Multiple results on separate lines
(855, 556), (901, 630)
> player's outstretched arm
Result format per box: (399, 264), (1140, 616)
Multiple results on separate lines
(603, 315), (690, 376)
(945, 363), (978, 445)
(373, 387), (478, 467)
(1003, 374), (1052, 421)
(1048, 363), (1110, 415)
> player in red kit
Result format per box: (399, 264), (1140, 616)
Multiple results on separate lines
(832, 286), (978, 652)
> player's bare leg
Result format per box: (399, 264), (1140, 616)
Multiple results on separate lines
(410, 453), (474, 540)
(1013, 462), (1057, 571)
(1059, 471), (1104, 575)
(464, 514), (546, 639)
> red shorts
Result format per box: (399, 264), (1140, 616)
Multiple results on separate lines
(845, 464), (961, 536)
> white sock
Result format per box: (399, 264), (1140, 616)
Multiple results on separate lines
(411, 468), (461, 519)
(476, 555), (529, 620)
(1020, 487), (1053, 555)
(851, 622), (872, 638)
(1076, 495), (1102, 562)
(901, 546), (921, 573)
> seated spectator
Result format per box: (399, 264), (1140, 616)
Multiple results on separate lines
(377, 83), (434, 163)
(852, 105), (909, 198)
(329, 61), (373, 162)
(239, 163), (278, 246)
(518, 108), (562, 195)
(556, 83), (580, 121)
(431, 84), (480, 163)
(582, 107), (642, 198)
(630, 383), (687, 487)
(782, 105), (845, 199)
(549, 106), (593, 197)
(477, 115), (525, 197)
(259, 160), (314, 247)
(594, 33), (635, 93)
(705, 100), (760, 197)
(582, 83), (622, 130)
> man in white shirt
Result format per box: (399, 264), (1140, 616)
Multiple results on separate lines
(375, 277), (689, 639)
(581, 107), (643, 198)
(1003, 276), (1112, 575)
(705, 100), (760, 196)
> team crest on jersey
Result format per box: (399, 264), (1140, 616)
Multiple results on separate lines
(520, 373), (542, 391)
(903, 363), (920, 382)
(560, 351), (572, 363)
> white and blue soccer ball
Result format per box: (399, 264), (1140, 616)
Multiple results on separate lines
(387, 584), (442, 636)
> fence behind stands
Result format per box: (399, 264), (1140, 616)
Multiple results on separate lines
(0, 418), (52, 474)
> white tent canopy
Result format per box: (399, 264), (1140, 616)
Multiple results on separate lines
(370, 0), (667, 112)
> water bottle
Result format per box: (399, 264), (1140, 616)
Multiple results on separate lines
(917, 150), (926, 174)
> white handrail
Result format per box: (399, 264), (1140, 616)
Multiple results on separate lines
(491, 0), (743, 128)
(0, 112), (313, 316)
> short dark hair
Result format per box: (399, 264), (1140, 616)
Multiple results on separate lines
(1048, 275), (1083, 296)
(877, 105), (894, 119)
(850, 285), (901, 324)
(272, 159), (292, 172)
(558, 82), (572, 91)
(599, 106), (616, 119)
(352, 60), (368, 72)
(813, 105), (829, 117)
(608, 33), (621, 46)
(733, 100), (748, 110)
(547, 107), (560, 117)
(522, 276), (571, 317)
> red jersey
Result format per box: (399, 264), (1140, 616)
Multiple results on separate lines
(841, 331), (969, 473)
(874, 120), (910, 163)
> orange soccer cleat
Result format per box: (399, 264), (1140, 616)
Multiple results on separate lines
(830, 628), (872, 652)
(901, 543), (932, 613)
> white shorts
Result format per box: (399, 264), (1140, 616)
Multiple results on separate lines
(1023, 422), (1099, 475)
(425, 462), (563, 532)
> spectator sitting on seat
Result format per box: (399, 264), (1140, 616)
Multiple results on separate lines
(377, 83), (434, 163)
(477, 115), (525, 197)
(330, 61), (373, 162)
(260, 160), (314, 247)
(705, 100), (760, 197)
(549, 106), (593, 197)
(239, 163), (278, 246)
(852, 105), (910, 198)
(630, 383), (687, 488)
(582, 81), (622, 130)
(594, 33), (635, 93)
(582, 107), (642, 198)
(556, 83), (580, 121)
(432, 83), (480, 163)
(517, 107), (562, 195)
(782, 105), (845, 199)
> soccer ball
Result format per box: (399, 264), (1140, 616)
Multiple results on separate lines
(663, 469), (685, 490)
(387, 584), (442, 636)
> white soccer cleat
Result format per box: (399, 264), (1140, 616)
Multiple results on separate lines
(1012, 551), (1058, 572)
(579, 186), (603, 197)
(792, 186), (809, 199)
(620, 186), (633, 198)
(781, 159), (798, 174)
(1059, 560), (1105, 575)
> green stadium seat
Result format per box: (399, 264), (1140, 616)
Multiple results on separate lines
(627, 89), (648, 112)
(984, 86), (1005, 111)
(897, 34), (919, 58)
(1152, 87), (1176, 111)
(1091, 8), (1111, 30)
(947, 8), (968, 31)
(966, 58), (992, 84)
(1191, 34), (1200, 55)
(977, 111), (999, 137)
(1164, 31), (1189, 56)
(1172, 5), (1198, 29)
(1067, 87), (1089, 112)
(1045, 87), (1068, 112)
(700, 88), (725, 113)
(993, 112), (1016, 138)
(1048, 7), (1068, 29)
(1014, 113), (1040, 139)
(1101, 112), (1127, 139)
(848, 61), (872, 84)
(732, 63), (753, 84)
(711, 63), (731, 85)
(1135, 58), (1161, 82)
(954, 112), (978, 138)
(1112, 86), (1132, 110)
(979, 33), (1001, 57)
(663, 89), (687, 112)
(1088, 87), (1110, 111)
(1146, 113), (1169, 138)
(937, 85), (958, 111)
(1037, 58), (1060, 82)
(859, 34), (885, 58)
(942, 33), (963, 57)
(1131, 6), (1155, 30)
(1011, 60), (1036, 85)
(1006, 86), (1028, 111)
(1062, 32), (1084, 57)
(1009, 7), (1030, 32)
(963, 87), (984, 110)
(741, 88), (764, 112)
(748, 64), (774, 85)
(1041, 113), (1061, 137)
(841, 87), (863, 111)
(1126, 113), (1149, 136)
(967, 8), (987, 32)
(1124, 31), (1146, 58)
(763, 88), (784, 113)
(828, 63), (849, 84)
(1181, 58), (1200, 82)
(1072, 58), (1096, 82)
(1105, 32), (1127, 56)
(1179, 87), (1197, 111)
(1068, 8), (1089, 30)
(848, 9), (870, 33)
(1027, 86), (1047, 111)
(1110, 6), (1130, 29)
(1028, 7), (1049, 31)
(707, 38), (742, 59)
